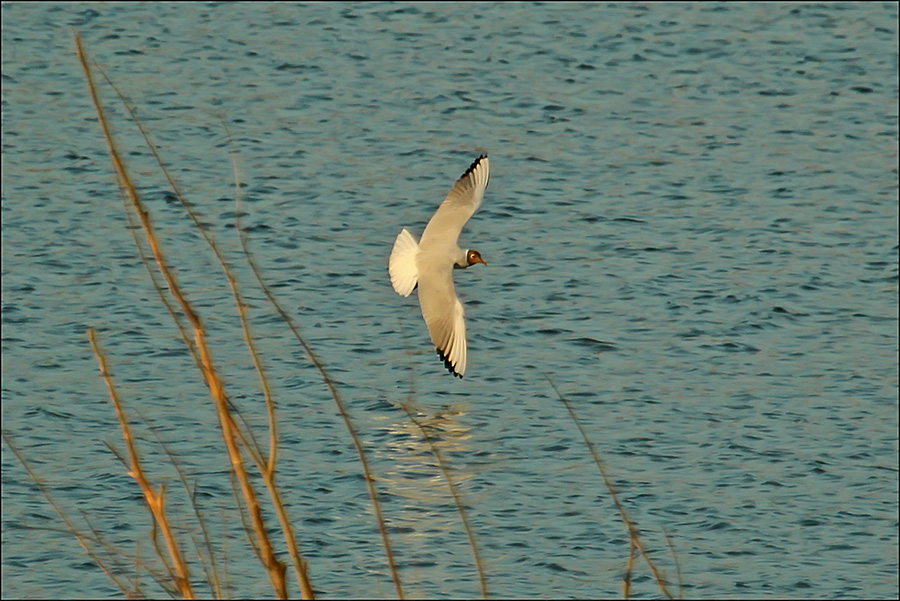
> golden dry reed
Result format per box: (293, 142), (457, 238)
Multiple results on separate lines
(88, 330), (196, 599)
(91, 59), (319, 599)
(76, 33), (302, 599)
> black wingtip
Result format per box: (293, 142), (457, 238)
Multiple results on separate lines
(436, 348), (464, 378)
(460, 153), (488, 180)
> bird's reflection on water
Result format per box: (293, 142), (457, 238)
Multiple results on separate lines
(379, 403), (475, 508)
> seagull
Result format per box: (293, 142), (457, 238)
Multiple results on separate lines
(389, 154), (490, 378)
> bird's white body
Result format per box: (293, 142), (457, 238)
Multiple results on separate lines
(389, 154), (490, 377)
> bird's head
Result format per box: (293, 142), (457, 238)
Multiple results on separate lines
(466, 249), (487, 267)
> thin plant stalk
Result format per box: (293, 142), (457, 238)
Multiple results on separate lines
(234, 197), (405, 599)
(400, 403), (489, 599)
(87, 329), (195, 599)
(2, 433), (134, 596)
(77, 507), (176, 597)
(118, 183), (200, 370)
(546, 376), (675, 600)
(623, 538), (636, 599)
(91, 32), (401, 599)
(662, 527), (684, 599)
(136, 410), (225, 599)
(90, 59), (270, 466)
(117, 172), (270, 479)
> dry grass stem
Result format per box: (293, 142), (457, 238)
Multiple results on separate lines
(234, 167), (405, 598)
(88, 329), (196, 599)
(400, 403), (489, 599)
(75, 511), (152, 597)
(93, 62), (281, 478)
(546, 376), (677, 600)
(2, 433), (136, 596)
(623, 538), (636, 599)
(138, 411), (225, 598)
(662, 527), (684, 598)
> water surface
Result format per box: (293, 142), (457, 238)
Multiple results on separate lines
(2, 2), (898, 599)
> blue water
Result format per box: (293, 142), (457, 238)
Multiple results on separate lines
(2, 2), (897, 599)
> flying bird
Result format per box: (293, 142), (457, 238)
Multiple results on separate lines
(389, 154), (490, 377)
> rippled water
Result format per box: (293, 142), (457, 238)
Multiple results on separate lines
(2, 2), (898, 599)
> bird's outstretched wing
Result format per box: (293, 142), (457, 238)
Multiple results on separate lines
(420, 154), (490, 249)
